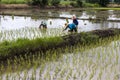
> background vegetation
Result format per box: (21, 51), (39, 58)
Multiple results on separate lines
(0, 0), (27, 4)
(0, 0), (120, 7)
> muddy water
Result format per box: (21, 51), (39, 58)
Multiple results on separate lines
(0, 9), (120, 32)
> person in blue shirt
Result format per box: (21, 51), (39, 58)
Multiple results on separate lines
(72, 15), (79, 29)
(63, 23), (77, 32)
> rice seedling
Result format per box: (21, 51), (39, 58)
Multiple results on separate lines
(0, 27), (67, 43)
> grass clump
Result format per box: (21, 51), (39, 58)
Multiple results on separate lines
(0, 37), (63, 59)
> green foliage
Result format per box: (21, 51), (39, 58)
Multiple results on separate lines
(70, 2), (77, 7)
(114, 0), (120, 4)
(1, 0), (26, 4)
(42, 0), (48, 6)
(0, 37), (63, 57)
(83, 3), (100, 7)
(29, 0), (40, 5)
(79, 32), (99, 44)
(85, 0), (109, 7)
(99, 0), (109, 7)
(29, 0), (48, 7)
(86, 0), (98, 3)
(51, 0), (60, 6)
(76, 0), (83, 7)
(28, 0), (60, 7)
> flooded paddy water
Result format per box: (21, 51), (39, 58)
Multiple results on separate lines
(0, 9), (120, 80)
(0, 9), (120, 41)
(0, 9), (120, 31)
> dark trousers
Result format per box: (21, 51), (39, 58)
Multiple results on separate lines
(68, 28), (77, 32)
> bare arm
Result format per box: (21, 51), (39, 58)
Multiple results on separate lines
(63, 25), (68, 31)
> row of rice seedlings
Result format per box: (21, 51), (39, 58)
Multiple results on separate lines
(0, 37), (119, 80)
(0, 27), (67, 42)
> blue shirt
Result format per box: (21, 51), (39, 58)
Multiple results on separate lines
(64, 23), (76, 30)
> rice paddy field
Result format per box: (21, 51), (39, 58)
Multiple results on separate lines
(0, 35), (120, 80)
(0, 28), (120, 80)
(0, 9), (120, 80)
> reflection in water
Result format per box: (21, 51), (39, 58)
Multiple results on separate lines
(39, 29), (47, 36)
(12, 15), (14, 20)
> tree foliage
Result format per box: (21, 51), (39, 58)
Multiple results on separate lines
(30, 0), (48, 7)
(114, 0), (120, 4)
(76, 0), (83, 7)
(29, 0), (60, 7)
(51, 0), (60, 6)
(85, 0), (109, 7)
(99, 0), (109, 7)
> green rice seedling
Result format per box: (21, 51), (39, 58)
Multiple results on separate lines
(89, 70), (95, 80)
(0, 27), (66, 43)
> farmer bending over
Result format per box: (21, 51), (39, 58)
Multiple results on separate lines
(39, 21), (47, 29)
(63, 23), (77, 32)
